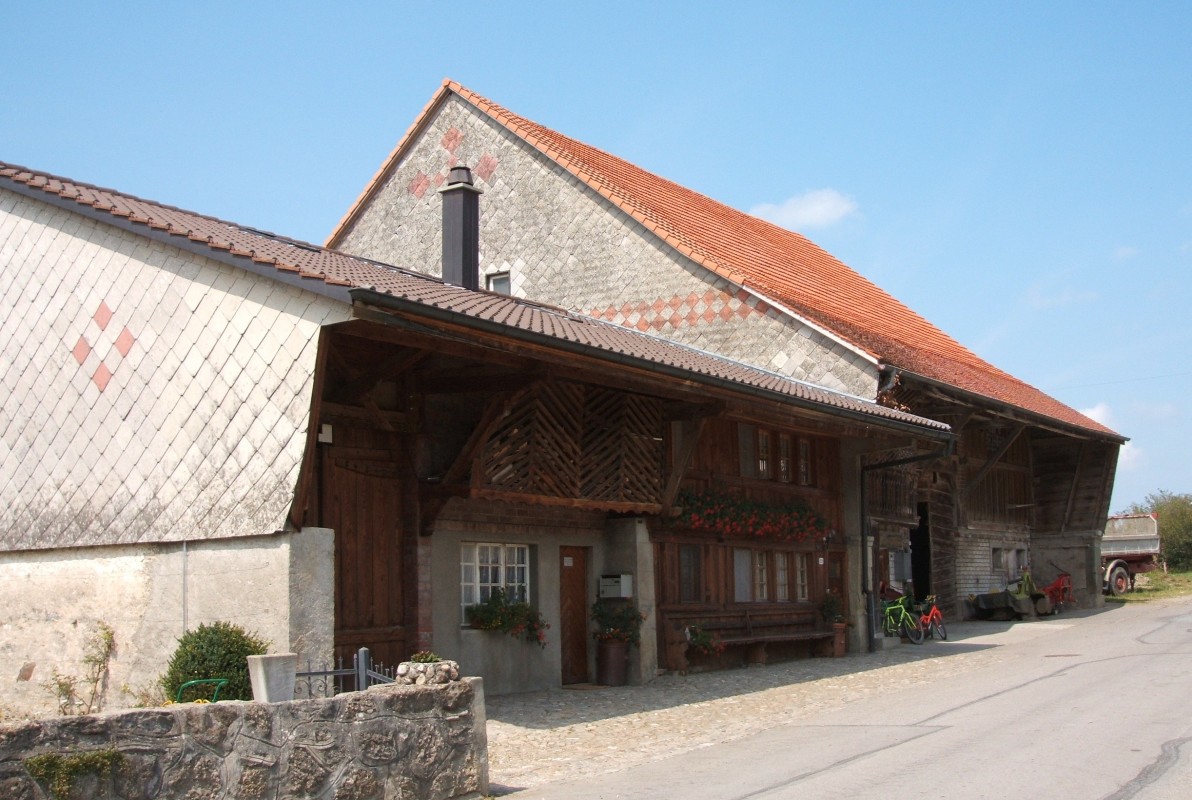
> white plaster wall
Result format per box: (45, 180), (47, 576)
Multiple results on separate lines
(335, 95), (878, 397)
(0, 528), (334, 719)
(0, 188), (350, 551)
(428, 501), (608, 695)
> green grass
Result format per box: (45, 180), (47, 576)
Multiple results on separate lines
(1107, 570), (1192, 603)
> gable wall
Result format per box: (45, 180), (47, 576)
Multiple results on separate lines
(335, 95), (878, 397)
(0, 189), (350, 551)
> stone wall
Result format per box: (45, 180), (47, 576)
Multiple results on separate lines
(0, 678), (487, 800)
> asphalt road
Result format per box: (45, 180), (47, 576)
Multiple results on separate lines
(509, 597), (1192, 800)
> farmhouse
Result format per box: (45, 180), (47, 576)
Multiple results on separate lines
(0, 160), (949, 715)
(328, 80), (1125, 622)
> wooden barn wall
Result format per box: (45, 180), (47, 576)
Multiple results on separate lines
(922, 464), (960, 619)
(682, 417), (841, 528)
(1030, 436), (1118, 533)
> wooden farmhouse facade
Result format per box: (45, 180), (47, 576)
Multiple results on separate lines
(0, 160), (949, 715)
(328, 80), (1126, 623)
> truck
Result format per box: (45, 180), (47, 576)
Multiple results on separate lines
(1102, 514), (1162, 595)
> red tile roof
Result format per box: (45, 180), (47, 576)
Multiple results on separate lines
(0, 160), (947, 436)
(330, 80), (1117, 440)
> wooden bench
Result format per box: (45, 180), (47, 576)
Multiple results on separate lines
(664, 606), (834, 672)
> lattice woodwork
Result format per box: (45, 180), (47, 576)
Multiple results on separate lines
(581, 389), (663, 503)
(479, 382), (663, 507)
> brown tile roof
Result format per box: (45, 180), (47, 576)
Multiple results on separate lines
(0, 160), (947, 436)
(329, 80), (1116, 440)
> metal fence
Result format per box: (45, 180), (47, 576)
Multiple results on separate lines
(295, 647), (396, 699)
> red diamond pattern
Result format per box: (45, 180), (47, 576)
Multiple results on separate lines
(115, 327), (136, 357)
(70, 301), (139, 394)
(93, 301), (113, 331)
(72, 336), (91, 365)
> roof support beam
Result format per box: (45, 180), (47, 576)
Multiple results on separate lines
(960, 423), (1026, 500)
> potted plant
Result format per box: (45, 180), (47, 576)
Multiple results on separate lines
(396, 650), (461, 685)
(465, 589), (549, 648)
(685, 625), (726, 658)
(821, 593), (848, 657)
(591, 598), (645, 686)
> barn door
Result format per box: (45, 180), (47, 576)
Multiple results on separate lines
(559, 546), (589, 684)
(322, 451), (407, 671)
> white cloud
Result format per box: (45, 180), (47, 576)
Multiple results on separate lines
(749, 189), (858, 230)
(1080, 402), (1115, 427)
(1113, 245), (1139, 260)
(1081, 402), (1143, 470)
(1118, 441), (1144, 471)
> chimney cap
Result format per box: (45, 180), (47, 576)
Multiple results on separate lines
(440, 165), (482, 193)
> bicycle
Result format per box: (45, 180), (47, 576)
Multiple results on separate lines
(881, 595), (925, 644)
(917, 595), (947, 640)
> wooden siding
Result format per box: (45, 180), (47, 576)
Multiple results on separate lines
(1031, 435), (1118, 533)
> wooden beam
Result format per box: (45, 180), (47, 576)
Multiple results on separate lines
(415, 369), (546, 395)
(661, 417), (706, 512)
(418, 384), (539, 535)
(960, 423), (1026, 500)
(326, 349), (428, 404)
(471, 487), (662, 515)
(320, 401), (416, 432)
(1061, 440), (1088, 533)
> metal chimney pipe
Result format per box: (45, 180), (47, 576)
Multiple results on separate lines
(439, 166), (482, 290)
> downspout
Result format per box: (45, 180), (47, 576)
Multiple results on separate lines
(859, 440), (954, 653)
(182, 540), (189, 634)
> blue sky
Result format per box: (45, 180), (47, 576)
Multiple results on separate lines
(3, 2), (1189, 512)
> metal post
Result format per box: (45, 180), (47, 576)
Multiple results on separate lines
(356, 647), (369, 691)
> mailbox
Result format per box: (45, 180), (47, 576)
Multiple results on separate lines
(598, 574), (633, 599)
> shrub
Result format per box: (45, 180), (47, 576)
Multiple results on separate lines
(160, 621), (268, 702)
(591, 598), (645, 645)
(409, 650), (443, 663)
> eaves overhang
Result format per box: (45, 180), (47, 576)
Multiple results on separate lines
(891, 367), (1127, 445)
(350, 286), (954, 444)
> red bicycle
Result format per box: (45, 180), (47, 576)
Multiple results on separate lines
(918, 595), (947, 640)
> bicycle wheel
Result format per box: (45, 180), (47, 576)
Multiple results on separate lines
(932, 619), (947, 641)
(901, 614), (925, 644)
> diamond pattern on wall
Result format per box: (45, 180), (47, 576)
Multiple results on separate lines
(69, 300), (137, 392)
(408, 126), (499, 196)
(582, 288), (762, 333)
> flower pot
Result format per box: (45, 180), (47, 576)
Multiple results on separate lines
(247, 653), (298, 703)
(596, 638), (629, 686)
(831, 622), (848, 658)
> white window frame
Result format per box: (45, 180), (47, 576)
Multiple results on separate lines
(794, 553), (810, 602)
(486, 271), (511, 295)
(461, 542), (530, 622)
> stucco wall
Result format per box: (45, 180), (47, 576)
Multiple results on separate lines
(428, 499), (611, 695)
(334, 95), (877, 397)
(0, 528), (333, 720)
(0, 188), (350, 551)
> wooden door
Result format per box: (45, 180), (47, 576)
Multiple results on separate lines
(559, 546), (589, 684)
(323, 452), (407, 671)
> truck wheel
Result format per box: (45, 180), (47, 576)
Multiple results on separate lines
(1109, 566), (1130, 596)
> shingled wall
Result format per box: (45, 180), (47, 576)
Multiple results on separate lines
(333, 95), (877, 398)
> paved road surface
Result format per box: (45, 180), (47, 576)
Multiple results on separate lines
(486, 597), (1192, 799)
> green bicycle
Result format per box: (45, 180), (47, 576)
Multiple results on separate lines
(881, 595), (925, 644)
